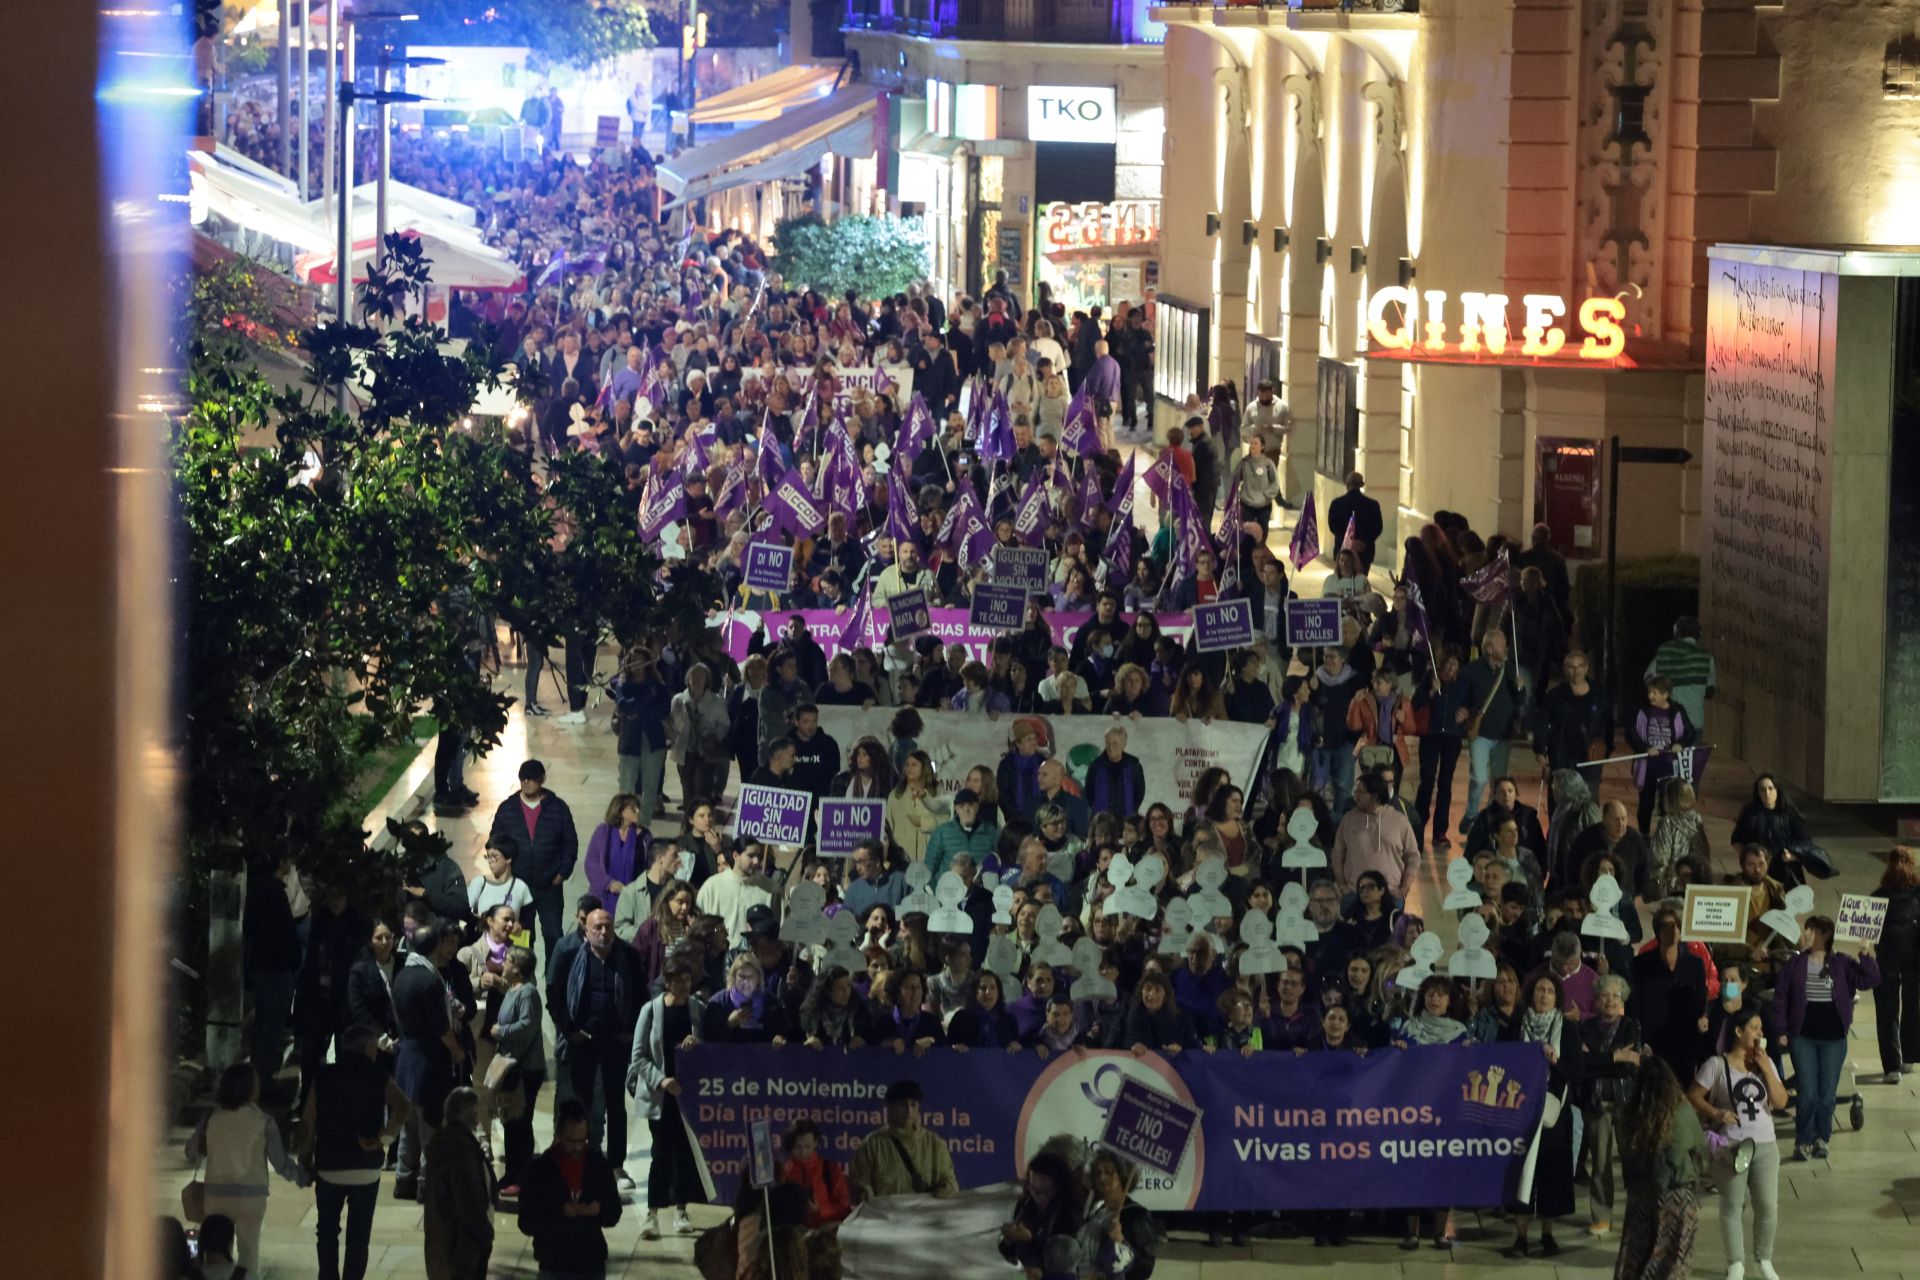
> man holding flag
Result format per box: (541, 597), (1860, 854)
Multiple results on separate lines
(1327, 470), (1384, 571)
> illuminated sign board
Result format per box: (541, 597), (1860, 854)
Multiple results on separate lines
(1042, 200), (1159, 251)
(1026, 85), (1118, 143)
(1364, 287), (1629, 366)
(930, 79), (999, 141)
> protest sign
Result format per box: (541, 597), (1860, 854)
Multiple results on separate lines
(969, 584), (1028, 633)
(1193, 598), (1255, 653)
(742, 541), (794, 594)
(1101, 1076), (1201, 1178)
(715, 606), (1202, 665)
(992, 545), (1050, 596)
(1285, 598), (1344, 647)
(682, 1042), (1546, 1211)
(817, 798), (886, 856)
(1835, 893), (1888, 944)
(888, 588), (933, 640)
(734, 784), (813, 846)
(1682, 884), (1752, 945)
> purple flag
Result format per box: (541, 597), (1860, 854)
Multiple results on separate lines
(980, 387), (1015, 461)
(1288, 492), (1321, 571)
(1140, 449), (1177, 502)
(823, 419), (863, 524)
(1059, 386), (1101, 458)
(939, 479), (995, 571)
(713, 460), (750, 520)
(885, 475), (920, 554)
(1012, 474), (1050, 548)
(1098, 455), (1140, 587)
(1340, 514), (1360, 555)
(1074, 464), (1106, 529)
(898, 393), (936, 465)
(683, 428), (712, 476)
(1462, 549), (1513, 606)
(1216, 472), (1243, 595)
(840, 586), (874, 653)
(1404, 581), (1432, 649)
(1107, 451), (1140, 533)
(637, 470), (685, 539)
(765, 468), (828, 538)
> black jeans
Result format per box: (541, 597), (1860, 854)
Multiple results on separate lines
(315, 1178), (380, 1280)
(569, 1034), (632, 1170)
(649, 1095), (706, 1209)
(1416, 734), (1464, 842)
(564, 633), (594, 712)
(502, 1072), (547, 1188)
(528, 884), (565, 972)
(1877, 951), (1920, 1074)
(432, 727), (467, 797)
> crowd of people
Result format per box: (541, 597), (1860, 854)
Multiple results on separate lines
(176, 119), (1920, 1280)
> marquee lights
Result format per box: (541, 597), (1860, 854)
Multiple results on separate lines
(1365, 287), (1628, 362)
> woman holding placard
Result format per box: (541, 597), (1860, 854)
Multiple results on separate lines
(1502, 972), (1579, 1258)
(1772, 914), (1879, 1160)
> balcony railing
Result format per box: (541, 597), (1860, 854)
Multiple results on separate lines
(842, 0), (1143, 45)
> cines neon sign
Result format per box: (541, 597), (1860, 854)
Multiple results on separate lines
(1365, 287), (1628, 363)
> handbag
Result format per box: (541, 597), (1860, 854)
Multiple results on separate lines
(694, 1215), (740, 1280)
(1462, 666), (1506, 740)
(483, 1051), (520, 1091)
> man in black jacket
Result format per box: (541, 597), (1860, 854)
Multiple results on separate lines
(787, 704), (842, 803)
(551, 908), (646, 1189)
(1458, 630), (1527, 836)
(913, 330), (960, 416)
(392, 921), (465, 1198)
(519, 1098), (624, 1275)
(489, 759), (580, 971)
(1326, 471), (1385, 571)
(245, 854), (302, 1100)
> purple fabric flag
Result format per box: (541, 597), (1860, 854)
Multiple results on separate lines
(1098, 455), (1140, 587)
(1288, 491), (1321, 571)
(898, 393), (936, 464)
(713, 460), (750, 520)
(1074, 463), (1106, 529)
(534, 252), (568, 288)
(823, 418), (863, 524)
(980, 387), (1015, 461)
(1340, 514), (1360, 555)
(637, 470), (686, 539)
(839, 586), (874, 653)
(1141, 448), (1177, 502)
(1012, 474), (1050, 548)
(1404, 581), (1432, 649)
(683, 428), (712, 476)
(939, 479), (995, 571)
(755, 420), (785, 496)
(1462, 549), (1513, 606)
(885, 474), (920, 553)
(1107, 451), (1141, 531)
(1060, 386), (1101, 458)
(765, 468), (828, 538)
(1162, 475), (1207, 599)
(1216, 472), (1243, 595)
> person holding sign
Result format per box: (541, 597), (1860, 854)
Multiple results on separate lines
(1870, 846), (1920, 1080)
(1772, 914), (1879, 1161)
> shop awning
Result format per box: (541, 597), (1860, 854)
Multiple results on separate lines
(662, 113), (876, 210)
(294, 230), (523, 292)
(899, 131), (965, 159)
(690, 64), (842, 124)
(658, 86), (876, 196)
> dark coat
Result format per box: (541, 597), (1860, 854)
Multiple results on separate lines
(346, 952), (399, 1041)
(553, 941), (646, 1048)
(393, 956), (456, 1119)
(423, 1123), (495, 1278)
(488, 790), (579, 890)
(518, 1145), (623, 1269)
(1327, 489), (1384, 552)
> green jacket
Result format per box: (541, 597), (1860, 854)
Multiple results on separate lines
(924, 818), (1000, 886)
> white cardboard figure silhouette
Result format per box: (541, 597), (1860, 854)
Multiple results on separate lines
(779, 881), (828, 946)
(1272, 881), (1318, 949)
(1762, 884), (1817, 942)
(1397, 933), (1447, 989)
(1442, 856), (1483, 911)
(928, 871), (974, 935)
(1582, 873), (1631, 941)
(1282, 807), (1328, 868)
(1157, 897), (1196, 955)
(897, 861), (936, 918)
(1239, 909), (1285, 976)
(983, 930), (1022, 980)
(820, 907), (862, 960)
(1451, 912), (1497, 979)
(1032, 903), (1074, 967)
(1188, 857), (1234, 920)
(990, 884), (1016, 926)
(1069, 936), (1116, 1001)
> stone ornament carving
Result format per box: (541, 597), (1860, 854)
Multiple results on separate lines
(1577, 0), (1668, 335)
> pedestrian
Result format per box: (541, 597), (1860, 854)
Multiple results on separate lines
(1625, 676), (1695, 834)
(668, 661), (730, 812)
(1688, 1007), (1787, 1280)
(611, 646), (671, 821)
(392, 921), (466, 1201)
(488, 760), (580, 971)
(1326, 471), (1383, 570)
(1457, 629), (1526, 834)
(550, 908), (645, 1192)
(1644, 615), (1716, 736)
(1501, 973), (1577, 1258)
(1612, 1056), (1706, 1280)
(849, 1078), (960, 1201)
(779, 1119), (852, 1227)
(1731, 773), (1826, 886)
(627, 961), (708, 1239)
(185, 1064), (303, 1273)
(491, 945), (548, 1197)
(1577, 973), (1643, 1237)
(583, 793), (650, 925)
(517, 1098), (624, 1280)
(1870, 845), (1920, 1079)
(422, 1087), (494, 1280)
(1772, 914), (1879, 1160)
(298, 1024), (411, 1280)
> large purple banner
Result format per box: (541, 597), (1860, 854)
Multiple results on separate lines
(680, 1043), (1547, 1211)
(714, 607), (1197, 664)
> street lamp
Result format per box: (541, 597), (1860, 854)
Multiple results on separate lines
(333, 79), (426, 328)
(376, 52), (444, 271)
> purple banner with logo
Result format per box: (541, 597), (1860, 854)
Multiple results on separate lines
(968, 584), (1029, 633)
(743, 541), (795, 594)
(733, 784), (813, 846)
(1191, 598), (1255, 653)
(679, 1043), (1547, 1210)
(816, 797), (887, 856)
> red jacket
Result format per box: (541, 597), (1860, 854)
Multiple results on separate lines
(781, 1154), (850, 1227)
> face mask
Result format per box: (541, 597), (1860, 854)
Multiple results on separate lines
(1723, 981), (1742, 1002)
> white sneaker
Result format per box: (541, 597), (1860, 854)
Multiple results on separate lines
(556, 709), (587, 724)
(674, 1208), (697, 1236)
(1725, 1264), (1744, 1280)
(640, 1209), (660, 1240)
(1757, 1262), (1780, 1280)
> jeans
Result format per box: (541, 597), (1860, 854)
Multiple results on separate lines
(526, 644), (551, 708)
(1719, 1136), (1780, 1264)
(528, 883), (565, 972)
(569, 1034), (632, 1170)
(564, 634), (595, 712)
(1464, 735), (1499, 828)
(1583, 1106), (1617, 1225)
(315, 1178), (380, 1280)
(249, 967), (294, 1097)
(679, 757), (724, 812)
(1315, 748), (1357, 817)
(432, 727), (467, 797)
(396, 1106), (438, 1183)
(1789, 1036), (1848, 1146)
(502, 1072), (546, 1188)
(1876, 951), (1920, 1074)
(619, 745), (668, 819)
(1415, 734), (1463, 842)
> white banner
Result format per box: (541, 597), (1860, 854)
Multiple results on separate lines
(816, 706), (1270, 815)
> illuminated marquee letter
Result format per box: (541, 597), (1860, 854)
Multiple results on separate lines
(1366, 286), (1415, 351)
(1520, 295), (1568, 358)
(1457, 293), (1511, 355)
(1578, 297), (1626, 360)
(1420, 290), (1449, 350)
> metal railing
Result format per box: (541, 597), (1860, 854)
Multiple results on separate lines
(842, 0), (1139, 44)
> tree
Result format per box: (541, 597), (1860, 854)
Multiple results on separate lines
(403, 0), (656, 70)
(771, 214), (930, 301)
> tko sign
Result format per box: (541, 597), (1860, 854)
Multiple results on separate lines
(1365, 287), (1629, 364)
(1027, 85), (1117, 143)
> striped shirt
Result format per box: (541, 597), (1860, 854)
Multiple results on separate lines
(1806, 959), (1834, 1004)
(1648, 639), (1717, 689)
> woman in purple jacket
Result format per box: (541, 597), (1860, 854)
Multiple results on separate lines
(1772, 913), (1880, 1160)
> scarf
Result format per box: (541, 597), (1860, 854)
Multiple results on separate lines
(1402, 1012), (1467, 1045)
(1373, 691), (1397, 743)
(817, 998), (853, 1043)
(1521, 1008), (1562, 1046)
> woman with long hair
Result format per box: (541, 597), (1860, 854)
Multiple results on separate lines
(1732, 773), (1824, 885)
(1000, 1149), (1084, 1272)
(1502, 972), (1577, 1258)
(831, 735), (897, 799)
(1872, 845), (1920, 1079)
(965, 763), (1003, 827)
(1613, 1057), (1706, 1280)
(584, 792), (650, 924)
(948, 971), (1024, 1051)
(798, 965), (867, 1049)
(1170, 662), (1227, 723)
(887, 748), (946, 865)
(631, 880), (696, 995)
(1203, 785), (1250, 874)
(1773, 913), (1879, 1160)
(1647, 777), (1713, 899)
(1688, 1005), (1787, 1280)
(679, 801), (726, 886)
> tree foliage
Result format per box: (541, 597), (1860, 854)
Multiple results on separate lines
(404, 0), (657, 69)
(771, 214), (930, 301)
